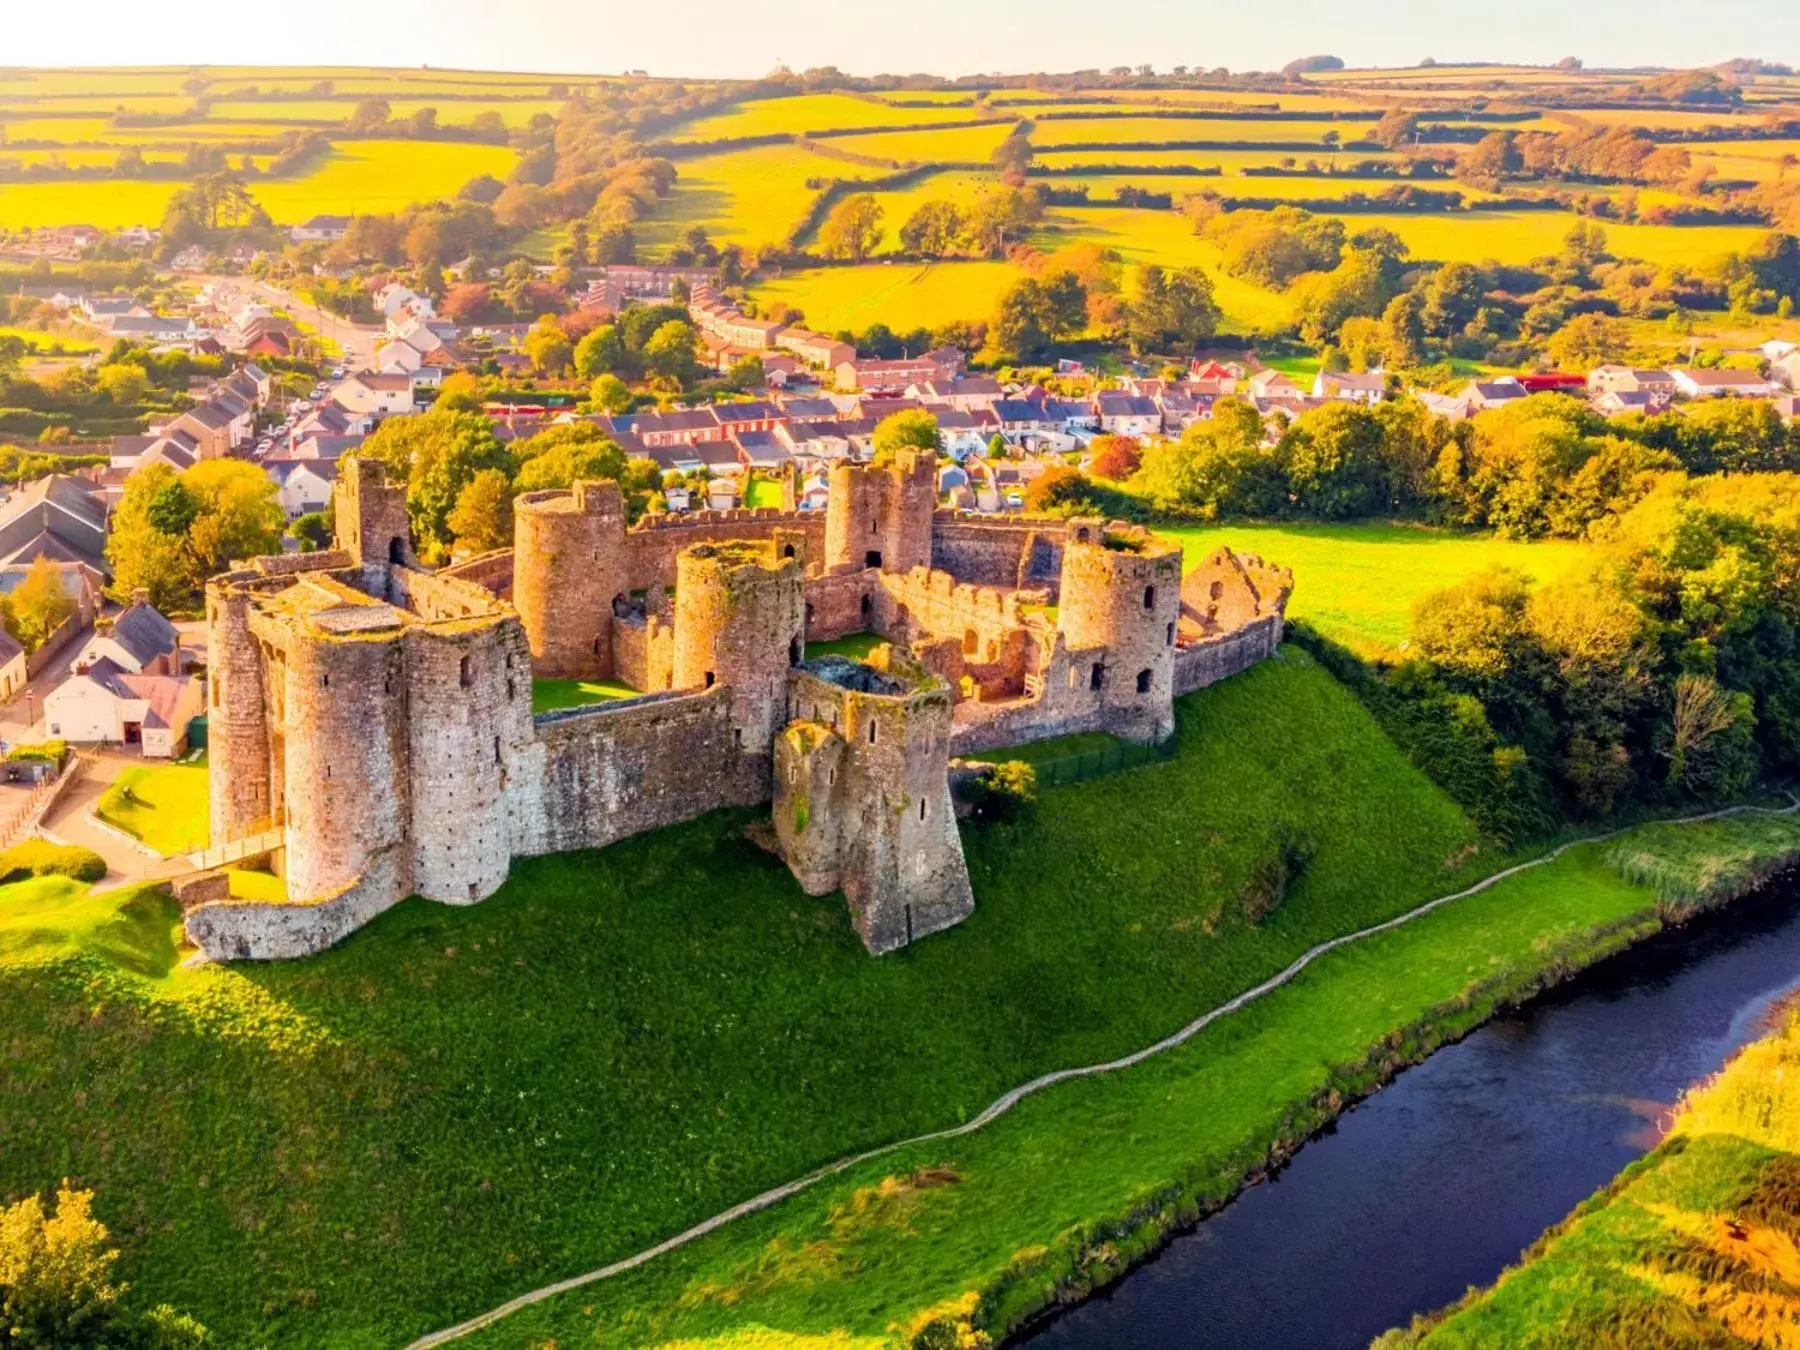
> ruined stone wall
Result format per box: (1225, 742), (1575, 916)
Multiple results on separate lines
(507, 687), (764, 857)
(929, 513), (1068, 591)
(1056, 533), (1183, 744)
(206, 578), (274, 844)
(801, 570), (874, 642)
(611, 610), (675, 693)
(334, 458), (413, 567)
(1173, 615), (1283, 696)
(513, 482), (628, 679)
(185, 849), (409, 962)
(871, 567), (1024, 662)
(436, 548), (516, 600)
(624, 509), (824, 592)
(383, 564), (518, 624)
(672, 542), (805, 759)
(403, 619), (531, 905)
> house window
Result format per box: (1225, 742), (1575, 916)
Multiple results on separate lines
(1090, 663), (1105, 691)
(1136, 668), (1152, 694)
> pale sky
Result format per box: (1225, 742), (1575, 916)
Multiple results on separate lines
(2, 0), (1795, 80)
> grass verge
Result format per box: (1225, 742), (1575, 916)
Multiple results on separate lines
(529, 676), (640, 713)
(94, 755), (209, 857)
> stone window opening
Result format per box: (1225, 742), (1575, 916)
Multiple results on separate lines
(323, 764), (331, 781)
(1210, 579), (1224, 601)
(506, 678), (516, 701)
(733, 727), (743, 748)
(1166, 622), (1175, 646)
(962, 628), (978, 656)
(388, 537), (406, 565)
(1143, 585), (1156, 611)
(867, 721), (877, 744)
(1090, 662), (1105, 691)
(504, 651), (513, 671)
(904, 903), (914, 946)
(859, 593), (872, 619)
(783, 543), (796, 559)
(865, 550), (882, 569)
(919, 798), (927, 821)
(320, 671), (329, 688)
(593, 637), (604, 657)
(1136, 668), (1152, 694)
(789, 637), (803, 666)
(704, 671), (716, 688)
(493, 735), (501, 766)
(459, 655), (473, 687)
(467, 882), (479, 901)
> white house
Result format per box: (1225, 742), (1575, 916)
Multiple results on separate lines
(333, 372), (415, 417)
(0, 630), (24, 704)
(1671, 368), (1777, 399)
(266, 460), (339, 517)
(1094, 392), (1161, 437)
(1314, 371), (1387, 403)
(43, 659), (202, 757)
(290, 214), (352, 244)
(72, 598), (183, 676)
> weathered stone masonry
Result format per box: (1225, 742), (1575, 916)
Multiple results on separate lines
(186, 453), (1289, 963)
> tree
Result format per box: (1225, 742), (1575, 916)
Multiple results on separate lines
(1138, 400), (1281, 517)
(291, 510), (332, 550)
(434, 370), (484, 412)
(5, 557), (73, 652)
(1276, 401), (1389, 518)
(573, 324), (624, 378)
(348, 97), (391, 132)
(726, 354), (765, 392)
(446, 468), (514, 554)
(588, 373), (632, 414)
(359, 411), (511, 556)
(640, 320), (698, 386)
(107, 465), (200, 610)
(898, 200), (965, 258)
(989, 274), (1086, 360)
(1370, 110), (1420, 149)
(1545, 312), (1629, 369)
(1459, 131), (1523, 190)
(1663, 674), (1756, 799)
(94, 363), (148, 406)
(513, 424), (629, 492)
(871, 409), (940, 460)
(1123, 265), (1219, 354)
(1088, 435), (1142, 481)
(0, 1183), (207, 1347)
(523, 321), (572, 375)
(818, 194), (885, 262)
(181, 459), (285, 579)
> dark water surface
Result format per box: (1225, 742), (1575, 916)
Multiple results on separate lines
(1020, 878), (1800, 1350)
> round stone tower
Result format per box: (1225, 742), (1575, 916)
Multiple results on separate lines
(205, 578), (272, 845)
(513, 480), (628, 679)
(672, 541), (805, 756)
(278, 626), (410, 904)
(1058, 529), (1183, 742)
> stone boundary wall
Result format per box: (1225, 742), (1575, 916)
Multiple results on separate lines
(509, 685), (766, 858)
(383, 564), (512, 623)
(185, 849), (408, 961)
(248, 549), (353, 577)
(1172, 615), (1283, 696)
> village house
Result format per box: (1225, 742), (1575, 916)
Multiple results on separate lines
(1095, 392), (1162, 437)
(43, 658), (201, 758)
(1587, 366), (1677, 397)
(0, 631), (24, 704)
(1459, 377), (1530, 411)
(334, 372), (416, 418)
(0, 475), (110, 575)
(290, 214), (352, 243)
(835, 356), (956, 394)
(1313, 371), (1387, 403)
(1671, 368), (1777, 399)
(1245, 368), (1301, 400)
(72, 596), (182, 677)
(775, 328), (855, 370)
(266, 460), (340, 517)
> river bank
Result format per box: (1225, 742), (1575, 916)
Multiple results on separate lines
(1382, 947), (1800, 1347)
(446, 809), (1800, 1347)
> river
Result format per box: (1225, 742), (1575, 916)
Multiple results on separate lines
(1020, 877), (1800, 1350)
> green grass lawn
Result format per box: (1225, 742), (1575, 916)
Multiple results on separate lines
(95, 755), (209, 857)
(803, 632), (886, 662)
(530, 676), (640, 713)
(961, 729), (1122, 765)
(1160, 521), (1593, 657)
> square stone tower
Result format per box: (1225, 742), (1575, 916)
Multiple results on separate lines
(774, 646), (974, 954)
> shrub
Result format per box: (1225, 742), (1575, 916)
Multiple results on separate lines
(0, 839), (107, 885)
(966, 760), (1038, 824)
(3, 741), (65, 765)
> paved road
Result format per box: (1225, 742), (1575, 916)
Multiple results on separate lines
(197, 274), (383, 370)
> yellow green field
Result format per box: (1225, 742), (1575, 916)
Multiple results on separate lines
(1333, 211), (1769, 267)
(643, 144), (882, 252)
(1030, 116), (1373, 147)
(670, 93), (989, 142)
(829, 122), (1022, 164)
(750, 260), (1024, 333)
(1034, 146), (1410, 171)
(203, 98), (566, 127)
(0, 138), (515, 228)
(823, 168), (1010, 251)
(1055, 171), (1505, 203)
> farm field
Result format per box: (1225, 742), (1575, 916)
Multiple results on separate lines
(644, 144), (884, 252)
(668, 92), (990, 142)
(203, 98), (567, 126)
(1034, 146), (1409, 171)
(0, 138), (516, 228)
(750, 259), (1023, 333)
(828, 122), (1021, 164)
(814, 168), (1008, 251)
(1060, 171), (1506, 203)
(1030, 115), (1375, 147)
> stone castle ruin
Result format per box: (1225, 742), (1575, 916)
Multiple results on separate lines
(185, 453), (1290, 962)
